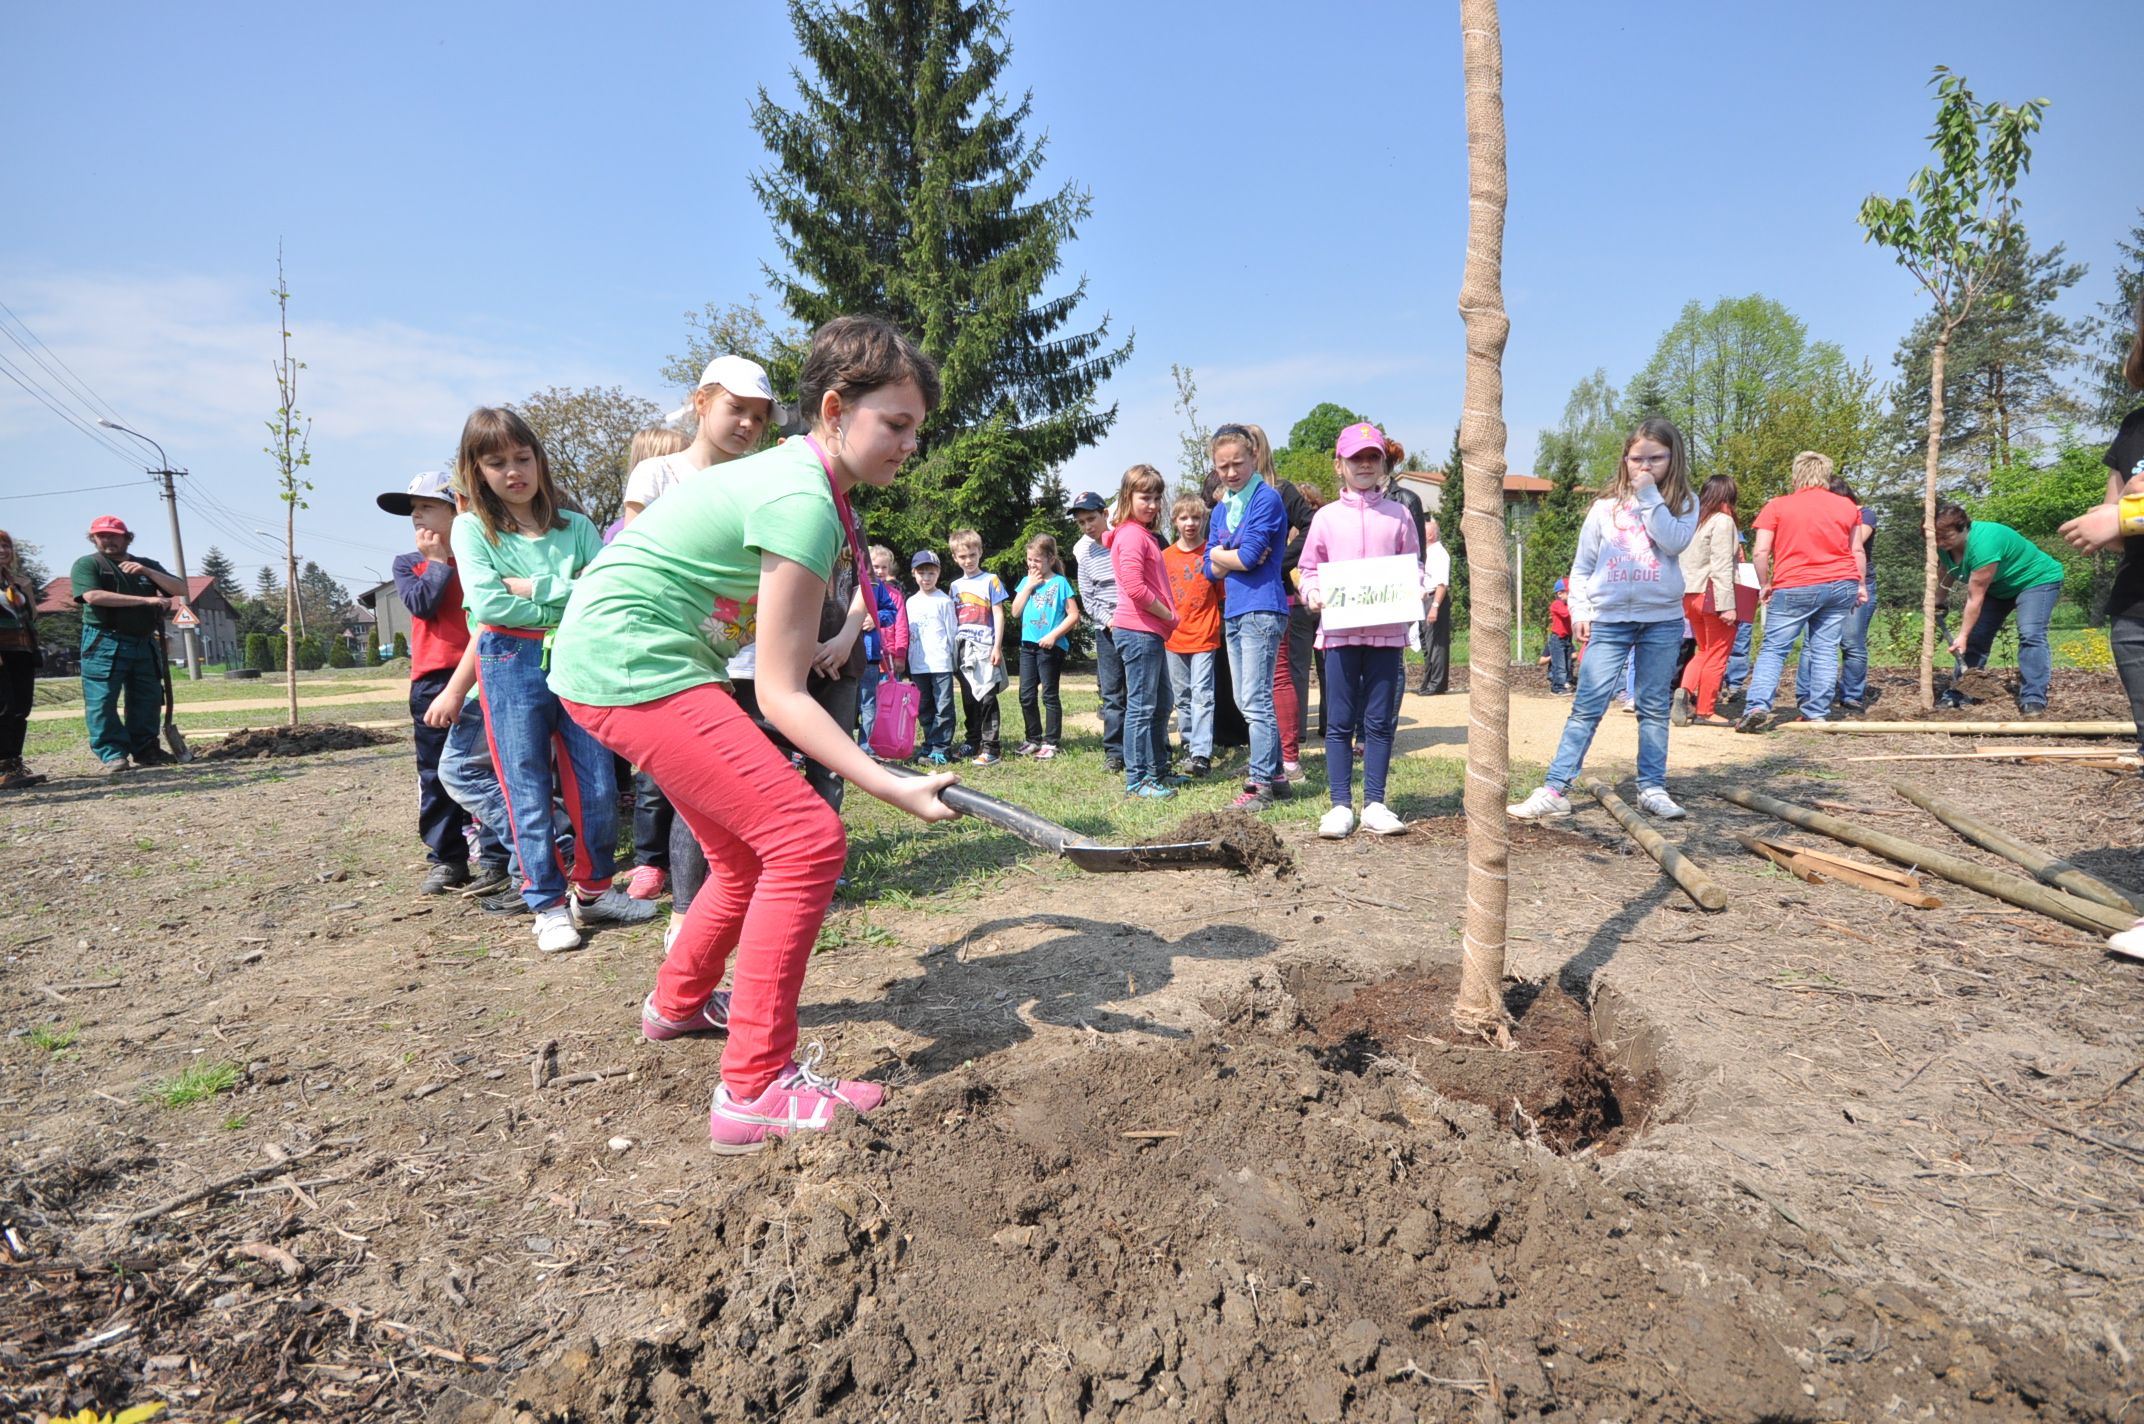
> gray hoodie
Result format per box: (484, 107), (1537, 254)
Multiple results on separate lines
(1565, 486), (1700, 625)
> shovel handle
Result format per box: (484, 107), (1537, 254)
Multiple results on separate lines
(883, 763), (1080, 855)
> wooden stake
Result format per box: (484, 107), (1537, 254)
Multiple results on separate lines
(1716, 788), (2130, 935)
(1580, 777), (1727, 910)
(1889, 783), (2144, 914)
(1784, 721), (2135, 736)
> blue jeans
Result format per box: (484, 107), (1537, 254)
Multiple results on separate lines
(1960, 578), (2064, 708)
(1546, 633), (1573, 691)
(1224, 609), (1288, 785)
(913, 671), (955, 755)
(475, 629), (618, 911)
(1726, 620), (1753, 691)
(438, 693), (513, 872)
(1117, 628), (1173, 788)
(857, 664), (885, 746)
(1797, 584), (1877, 708)
(1324, 644), (1403, 806)
(1545, 618), (1682, 793)
(1092, 625), (1125, 764)
(1749, 579), (1860, 721)
(1166, 648), (1216, 758)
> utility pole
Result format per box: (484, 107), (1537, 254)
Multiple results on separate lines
(97, 419), (201, 680)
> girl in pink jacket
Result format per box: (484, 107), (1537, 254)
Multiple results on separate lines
(1298, 423), (1420, 838)
(1106, 463), (1180, 799)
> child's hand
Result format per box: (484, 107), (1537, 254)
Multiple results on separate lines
(887, 770), (962, 823)
(502, 576), (536, 599)
(990, 646), (1003, 666)
(414, 525), (452, 562)
(423, 690), (461, 728)
(1303, 588), (1324, 611)
(1038, 634), (1056, 649)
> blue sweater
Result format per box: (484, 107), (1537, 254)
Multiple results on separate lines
(1204, 479), (1290, 618)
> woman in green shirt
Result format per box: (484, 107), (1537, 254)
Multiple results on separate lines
(550, 316), (958, 1154)
(1933, 502), (2068, 712)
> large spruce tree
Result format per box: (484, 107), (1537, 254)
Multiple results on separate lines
(751, 0), (1130, 562)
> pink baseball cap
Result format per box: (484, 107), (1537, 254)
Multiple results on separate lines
(1335, 422), (1387, 459)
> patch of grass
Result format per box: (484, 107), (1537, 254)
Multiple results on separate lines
(135, 838), (157, 852)
(146, 1061), (243, 1109)
(28, 1021), (78, 1053)
(484, 1008), (520, 1025)
(221, 1111), (252, 1131)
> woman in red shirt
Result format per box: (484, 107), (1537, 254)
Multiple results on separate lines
(1736, 452), (1866, 731)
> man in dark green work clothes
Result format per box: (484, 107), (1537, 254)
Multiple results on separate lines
(70, 515), (188, 773)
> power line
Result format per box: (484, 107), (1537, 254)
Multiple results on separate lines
(0, 300), (127, 428)
(0, 480), (154, 501)
(0, 353), (143, 467)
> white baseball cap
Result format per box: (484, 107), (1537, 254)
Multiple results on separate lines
(698, 355), (775, 403)
(376, 470), (456, 515)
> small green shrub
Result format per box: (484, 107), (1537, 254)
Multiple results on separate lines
(328, 638), (354, 669)
(392, 632), (409, 660)
(245, 633), (274, 672)
(365, 630), (381, 665)
(294, 636), (325, 671)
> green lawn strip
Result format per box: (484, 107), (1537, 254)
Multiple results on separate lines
(32, 666), (411, 709)
(23, 701), (412, 757)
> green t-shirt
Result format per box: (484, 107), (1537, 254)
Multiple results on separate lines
(449, 509), (602, 630)
(70, 552), (172, 639)
(548, 437), (846, 707)
(1940, 520), (2065, 600)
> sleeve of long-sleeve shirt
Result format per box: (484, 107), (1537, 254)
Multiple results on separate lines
(1566, 506), (1605, 623)
(520, 515), (601, 613)
(393, 552), (454, 620)
(1232, 483), (1286, 571)
(1295, 515), (1331, 601)
(1638, 485), (1699, 558)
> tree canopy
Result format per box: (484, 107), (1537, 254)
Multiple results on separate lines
(1625, 295), (1847, 481)
(749, 0), (1129, 561)
(2093, 209), (2144, 431)
(510, 386), (664, 531)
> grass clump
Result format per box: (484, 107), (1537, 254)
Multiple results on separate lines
(146, 1061), (242, 1109)
(28, 1022), (78, 1053)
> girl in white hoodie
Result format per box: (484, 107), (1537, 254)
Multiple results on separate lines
(1509, 417), (1699, 821)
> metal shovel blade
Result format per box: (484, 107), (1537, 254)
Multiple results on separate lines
(886, 765), (1235, 873)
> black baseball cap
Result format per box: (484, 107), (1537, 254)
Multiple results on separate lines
(1068, 491), (1106, 513)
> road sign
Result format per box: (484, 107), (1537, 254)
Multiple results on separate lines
(171, 606), (200, 629)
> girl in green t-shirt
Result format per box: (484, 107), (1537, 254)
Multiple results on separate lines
(550, 316), (958, 1154)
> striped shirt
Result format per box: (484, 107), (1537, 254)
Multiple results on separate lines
(1074, 534), (1118, 625)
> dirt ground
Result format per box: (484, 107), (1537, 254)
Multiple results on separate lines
(6, 707), (2144, 1423)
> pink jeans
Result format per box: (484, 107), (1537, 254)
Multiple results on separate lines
(563, 684), (846, 1098)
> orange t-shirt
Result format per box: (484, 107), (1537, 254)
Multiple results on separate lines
(1162, 543), (1222, 653)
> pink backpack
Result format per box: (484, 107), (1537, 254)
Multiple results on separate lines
(869, 677), (919, 760)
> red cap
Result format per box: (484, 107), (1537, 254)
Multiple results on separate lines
(89, 516), (131, 537)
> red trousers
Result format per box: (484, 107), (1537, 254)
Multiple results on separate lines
(1680, 593), (1735, 718)
(1274, 635), (1299, 764)
(563, 684), (846, 1099)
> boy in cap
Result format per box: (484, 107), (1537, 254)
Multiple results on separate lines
(1546, 578), (1574, 694)
(70, 515), (187, 773)
(904, 550), (959, 763)
(1068, 491), (1126, 772)
(381, 472), (508, 895)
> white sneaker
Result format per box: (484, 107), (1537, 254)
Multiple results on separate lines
(1636, 786), (1687, 820)
(572, 887), (659, 927)
(1318, 804), (1356, 839)
(1508, 785), (1573, 820)
(533, 906), (582, 953)
(2110, 920), (2144, 963)
(1360, 802), (1407, 836)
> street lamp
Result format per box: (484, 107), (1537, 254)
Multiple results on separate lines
(97, 418), (201, 680)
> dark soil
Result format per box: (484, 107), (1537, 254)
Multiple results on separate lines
(455, 1015), (2084, 1424)
(1303, 968), (1650, 1156)
(1860, 667), (2134, 722)
(200, 723), (397, 760)
(1146, 812), (1294, 878)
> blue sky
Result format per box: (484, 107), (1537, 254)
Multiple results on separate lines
(3, 0), (2137, 594)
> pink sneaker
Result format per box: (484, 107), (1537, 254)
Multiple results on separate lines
(642, 989), (730, 1041)
(708, 1045), (887, 1154)
(627, 865), (669, 900)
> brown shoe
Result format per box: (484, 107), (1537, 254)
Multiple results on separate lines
(0, 757), (46, 789)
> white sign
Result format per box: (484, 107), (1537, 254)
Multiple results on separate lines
(1315, 554), (1425, 631)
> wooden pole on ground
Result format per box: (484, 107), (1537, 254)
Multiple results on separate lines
(1580, 777), (1727, 910)
(1715, 787), (2132, 935)
(1782, 721), (2135, 737)
(1888, 783), (2144, 914)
